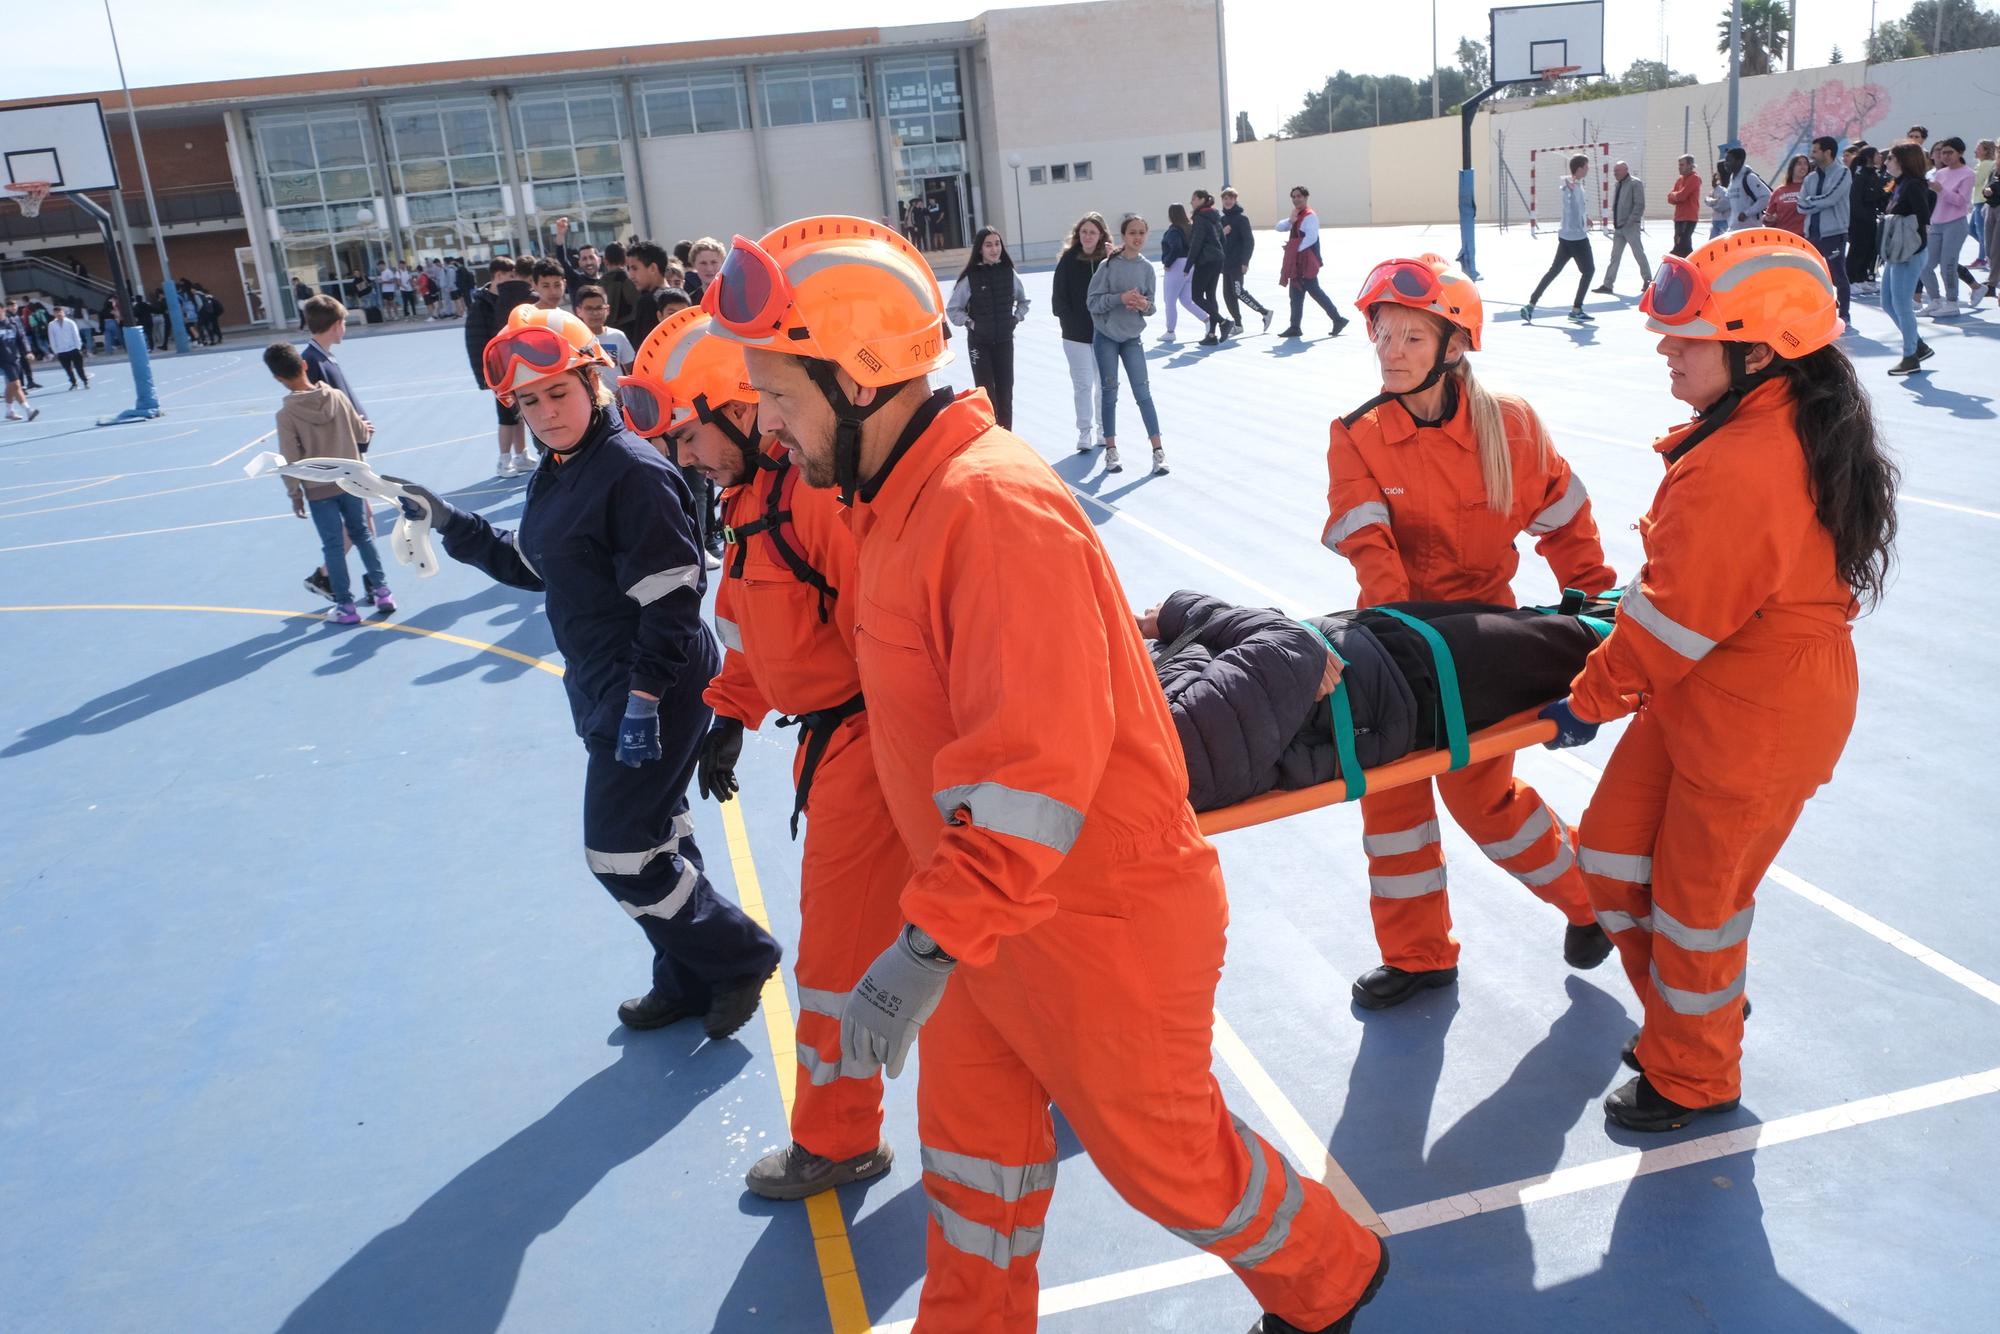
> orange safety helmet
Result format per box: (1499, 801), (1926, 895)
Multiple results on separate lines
(1640, 227), (1842, 356)
(1356, 254), (1483, 351)
(700, 215), (951, 386)
(482, 305), (615, 404)
(618, 307), (757, 439)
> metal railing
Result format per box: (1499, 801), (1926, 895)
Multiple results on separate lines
(0, 255), (117, 312)
(0, 183), (244, 245)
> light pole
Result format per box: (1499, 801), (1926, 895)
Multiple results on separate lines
(1007, 152), (1024, 255)
(105, 0), (189, 354)
(1725, 0), (1742, 152)
(1432, 0), (1441, 119)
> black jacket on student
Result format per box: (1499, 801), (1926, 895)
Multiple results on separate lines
(464, 278), (534, 388)
(1050, 248), (1103, 343)
(1221, 202), (1256, 269)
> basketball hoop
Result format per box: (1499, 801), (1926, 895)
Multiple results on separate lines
(5, 180), (52, 218)
(1538, 65), (1582, 86)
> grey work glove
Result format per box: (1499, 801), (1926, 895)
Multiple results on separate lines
(842, 925), (956, 1079)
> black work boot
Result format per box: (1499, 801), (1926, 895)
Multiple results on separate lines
(704, 959), (781, 1040)
(1622, 996), (1750, 1072)
(1350, 965), (1458, 1011)
(617, 987), (697, 1031)
(1604, 1074), (1739, 1133)
(1255, 1235), (1391, 1332)
(744, 1140), (895, 1201)
(1563, 921), (1613, 969)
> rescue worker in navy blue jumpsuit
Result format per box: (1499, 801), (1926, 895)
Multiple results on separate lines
(395, 306), (781, 1038)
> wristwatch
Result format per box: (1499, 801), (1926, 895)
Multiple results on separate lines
(905, 924), (956, 966)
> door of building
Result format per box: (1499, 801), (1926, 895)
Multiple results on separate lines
(235, 245), (269, 326)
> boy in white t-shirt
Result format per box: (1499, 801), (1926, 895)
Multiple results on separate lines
(573, 284), (634, 372)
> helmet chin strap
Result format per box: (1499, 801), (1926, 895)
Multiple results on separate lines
(1667, 343), (1778, 463)
(695, 393), (767, 481)
(800, 358), (895, 506)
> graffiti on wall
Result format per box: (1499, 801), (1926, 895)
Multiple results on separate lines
(1740, 78), (1893, 173)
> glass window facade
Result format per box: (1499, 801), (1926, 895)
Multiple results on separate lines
(510, 83), (631, 252)
(249, 104), (390, 320)
(640, 71), (750, 137)
(759, 61), (867, 128)
(881, 53), (969, 252)
(383, 95), (509, 260)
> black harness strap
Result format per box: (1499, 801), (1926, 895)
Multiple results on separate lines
(776, 691), (867, 838)
(723, 451), (840, 623)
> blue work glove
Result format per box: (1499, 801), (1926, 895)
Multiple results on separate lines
(1540, 697), (1600, 749)
(383, 475), (459, 529)
(616, 693), (662, 768)
(842, 925), (956, 1079)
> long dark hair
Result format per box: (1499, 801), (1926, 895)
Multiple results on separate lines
(1167, 202), (1192, 238)
(1769, 346), (1899, 610)
(960, 227), (1014, 280)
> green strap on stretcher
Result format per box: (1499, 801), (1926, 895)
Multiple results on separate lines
(1370, 607), (1471, 771)
(1296, 620), (1367, 801)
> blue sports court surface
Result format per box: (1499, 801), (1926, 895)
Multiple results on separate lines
(3, 224), (1996, 1332)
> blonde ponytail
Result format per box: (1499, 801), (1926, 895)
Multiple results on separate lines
(1456, 358), (1542, 514)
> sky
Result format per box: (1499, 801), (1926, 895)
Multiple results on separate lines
(14, 0), (1900, 137)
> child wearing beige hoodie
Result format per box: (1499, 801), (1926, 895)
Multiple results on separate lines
(265, 341), (392, 623)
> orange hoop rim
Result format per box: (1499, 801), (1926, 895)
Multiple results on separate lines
(4, 180), (54, 217)
(1537, 64), (1582, 81)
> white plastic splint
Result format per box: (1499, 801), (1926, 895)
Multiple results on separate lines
(244, 452), (440, 578)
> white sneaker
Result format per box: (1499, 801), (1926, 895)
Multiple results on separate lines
(1075, 433), (1095, 453)
(496, 455), (513, 476)
(1151, 447), (1169, 475)
(1104, 445), (1123, 474)
(1969, 284), (1991, 311)
(4, 411), (21, 421)
(1929, 301), (1962, 319)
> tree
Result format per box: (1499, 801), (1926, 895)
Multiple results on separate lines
(1829, 45), (1845, 63)
(1618, 59), (1699, 92)
(1234, 110), (1257, 143)
(1866, 18), (1924, 59)
(1456, 37), (1488, 89)
(1897, 0), (2000, 54)
(1716, 0), (1792, 76)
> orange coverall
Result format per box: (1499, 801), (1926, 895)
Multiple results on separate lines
(853, 390), (1382, 1332)
(1571, 380), (1857, 1109)
(1325, 390), (1616, 972)
(705, 440), (909, 1162)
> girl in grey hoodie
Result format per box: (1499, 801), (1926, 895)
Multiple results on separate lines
(1085, 214), (1167, 476)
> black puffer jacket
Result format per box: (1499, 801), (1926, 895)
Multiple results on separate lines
(1188, 204), (1226, 267)
(464, 278), (534, 388)
(1153, 591), (1606, 811)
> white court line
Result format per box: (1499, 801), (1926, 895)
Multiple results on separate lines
(0, 427), (201, 467)
(1901, 493), (2000, 521)
(876, 1066), (2000, 1330)
(1212, 1013), (1384, 1233)
(0, 476), (123, 507)
(208, 430), (276, 467)
(1066, 488), (1306, 611)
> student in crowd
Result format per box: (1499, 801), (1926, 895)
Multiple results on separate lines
(395, 305), (783, 1040)
(945, 226), (1029, 429)
(1724, 147), (1772, 232)
(0, 302), (37, 422)
(1522, 155), (1599, 324)
(1275, 185), (1349, 338)
(1761, 155), (1810, 234)
(574, 284), (634, 373)
(1846, 144), (1884, 294)
(686, 237), (724, 300)
(1880, 142), (1936, 376)
(597, 241), (638, 334)
(1158, 203), (1212, 340)
(1219, 186), (1274, 333)
(1667, 154), (1702, 257)
(48, 306), (89, 389)
(1187, 188), (1231, 344)
(1705, 160), (1732, 240)
(1547, 228), (1897, 1133)
(1085, 213), (1168, 477)
(265, 341), (393, 624)
(1918, 136), (1977, 317)
(465, 257), (538, 474)
(621, 241), (676, 345)
(530, 257), (569, 312)
(1326, 253), (1616, 1010)
(297, 295), (382, 602)
(1972, 137), (1994, 268)
(1795, 135), (1853, 326)
(1050, 211), (1110, 454)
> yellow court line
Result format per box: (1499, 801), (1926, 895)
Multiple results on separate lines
(0, 602), (872, 1333)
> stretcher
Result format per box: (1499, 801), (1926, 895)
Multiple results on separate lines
(1196, 709), (1556, 835)
(242, 452), (441, 578)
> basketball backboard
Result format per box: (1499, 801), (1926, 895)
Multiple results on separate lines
(1490, 1), (1607, 84)
(0, 98), (120, 193)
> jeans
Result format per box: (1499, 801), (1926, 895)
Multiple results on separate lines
(1530, 237), (1596, 309)
(1973, 202), (1987, 262)
(1880, 253), (1924, 356)
(1919, 215), (1970, 302)
(968, 338), (1015, 429)
(1812, 233), (1851, 322)
(1286, 275), (1341, 329)
(307, 491), (387, 604)
(1092, 329), (1160, 441)
(1160, 259), (1209, 336)
(1709, 216), (1729, 240)
(1061, 338), (1099, 441)
(1672, 220), (1698, 257)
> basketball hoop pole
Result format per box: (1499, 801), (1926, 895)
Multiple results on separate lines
(1456, 81), (1504, 280)
(105, 0), (190, 356)
(56, 190), (163, 423)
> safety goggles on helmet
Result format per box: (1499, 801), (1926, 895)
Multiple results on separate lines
(1639, 255), (1710, 325)
(615, 376), (679, 437)
(1357, 259), (1444, 309)
(483, 324), (575, 395)
(705, 234), (793, 339)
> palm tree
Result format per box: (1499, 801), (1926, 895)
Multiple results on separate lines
(1716, 0), (1791, 77)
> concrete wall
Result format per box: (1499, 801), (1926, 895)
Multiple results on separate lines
(977, 0), (1226, 259)
(1240, 45), (1999, 230)
(637, 129), (763, 247)
(763, 119), (886, 228)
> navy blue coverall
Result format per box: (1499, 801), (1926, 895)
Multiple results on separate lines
(433, 409), (780, 1003)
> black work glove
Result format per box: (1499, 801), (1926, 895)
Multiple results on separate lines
(697, 718), (745, 802)
(384, 475), (460, 529)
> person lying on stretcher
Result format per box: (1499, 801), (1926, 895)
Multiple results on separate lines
(1140, 589), (1615, 812)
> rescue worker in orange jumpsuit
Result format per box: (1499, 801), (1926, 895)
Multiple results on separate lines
(618, 308), (910, 1199)
(1540, 229), (1899, 1132)
(706, 216), (1390, 1333)
(1324, 255), (1619, 1010)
